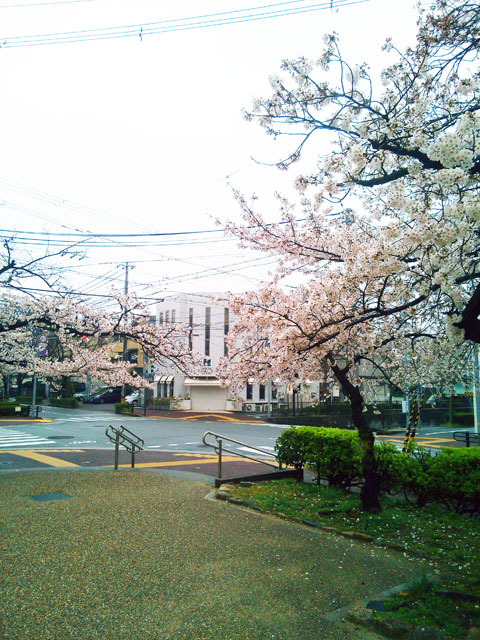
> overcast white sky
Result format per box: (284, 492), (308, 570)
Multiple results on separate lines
(0, 0), (420, 306)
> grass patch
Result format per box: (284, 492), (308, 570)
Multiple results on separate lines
(374, 577), (480, 638)
(229, 478), (480, 638)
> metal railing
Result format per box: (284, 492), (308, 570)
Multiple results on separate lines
(105, 424), (144, 470)
(453, 431), (480, 447)
(202, 430), (281, 479)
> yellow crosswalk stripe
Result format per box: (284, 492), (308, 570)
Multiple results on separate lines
(105, 455), (258, 469)
(7, 450), (80, 467)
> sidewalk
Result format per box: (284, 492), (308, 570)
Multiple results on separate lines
(0, 468), (424, 640)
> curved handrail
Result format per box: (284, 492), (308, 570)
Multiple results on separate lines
(202, 430), (279, 470)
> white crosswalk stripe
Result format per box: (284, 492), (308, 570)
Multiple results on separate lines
(0, 428), (54, 448)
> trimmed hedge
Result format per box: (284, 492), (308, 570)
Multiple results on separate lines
(115, 403), (134, 414)
(48, 398), (78, 408)
(149, 398), (170, 410)
(14, 395), (44, 403)
(275, 426), (362, 488)
(453, 412), (474, 427)
(275, 426), (480, 515)
(0, 402), (30, 416)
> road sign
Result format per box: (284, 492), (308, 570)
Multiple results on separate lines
(39, 334), (48, 343)
(38, 345), (47, 356)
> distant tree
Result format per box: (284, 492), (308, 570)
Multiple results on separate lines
(0, 293), (197, 390)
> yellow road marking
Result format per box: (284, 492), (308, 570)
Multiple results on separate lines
(2, 449), (84, 453)
(105, 455), (260, 469)
(0, 419), (52, 424)
(377, 436), (456, 444)
(178, 413), (265, 423)
(7, 450), (80, 467)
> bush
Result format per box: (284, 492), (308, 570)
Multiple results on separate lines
(275, 426), (315, 470)
(425, 448), (480, 514)
(275, 426), (362, 487)
(307, 427), (362, 488)
(14, 395), (44, 403)
(48, 398), (78, 408)
(115, 402), (134, 414)
(452, 412), (474, 427)
(0, 402), (30, 416)
(149, 398), (170, 410)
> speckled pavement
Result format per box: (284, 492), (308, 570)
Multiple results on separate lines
(0, 470), (424, 639)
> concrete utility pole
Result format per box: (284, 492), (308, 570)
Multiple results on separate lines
(121, 262), (133, 402)
(473, 346), (480, 435)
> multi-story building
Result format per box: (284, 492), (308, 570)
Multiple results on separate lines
(155, 293), (232, 411)
(154, 293), (315, 412)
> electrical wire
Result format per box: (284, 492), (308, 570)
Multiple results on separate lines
(0, 0), (370, 47)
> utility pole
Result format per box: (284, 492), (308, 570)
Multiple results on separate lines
(121, 262), (131, 402)
(473, 346), (480, 435)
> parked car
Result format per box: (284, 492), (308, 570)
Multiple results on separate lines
(90, 387), (122, 404)
(125, 392), (140, 406)
(73, 391), (88, 402)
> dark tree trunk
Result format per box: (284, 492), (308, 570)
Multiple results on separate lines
(328, 357), (381, 513)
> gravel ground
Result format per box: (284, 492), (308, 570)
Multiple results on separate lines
(0, 470), (423, 640)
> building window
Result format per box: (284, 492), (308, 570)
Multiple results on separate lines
(272, 384), (277, 400)
(159, 312), (163, 325)
(189, 308), (193, 351)
(259, 384), (265, 400)
(246, 382), (253, 400)
(205, 307), (211, 357)
(224, 308), (229, 356)
(165, 311), (170, 323)
(171, 309), (175, 323)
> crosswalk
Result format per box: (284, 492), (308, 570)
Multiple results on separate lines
(0, 428), (54, 448)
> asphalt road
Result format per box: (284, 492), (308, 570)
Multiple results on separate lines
(0, 404), (288, 452)
(0, 404), (474, 474)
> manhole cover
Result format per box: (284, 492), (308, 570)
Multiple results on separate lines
(30, 492), (72, 502)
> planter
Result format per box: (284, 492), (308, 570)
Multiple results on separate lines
(226, 400), (243, 412)
(171, 399), (192, 411)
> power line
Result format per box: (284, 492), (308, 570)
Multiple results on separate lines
(0, 0), (93, 7)
(0, 0), (370, 47)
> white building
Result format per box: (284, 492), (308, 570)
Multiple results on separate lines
(155, 293), (233, 411)
(154, 293), (312, 412)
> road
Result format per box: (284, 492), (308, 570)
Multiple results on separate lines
(0, 404), (472, 474)
(0, 404), (290, 475)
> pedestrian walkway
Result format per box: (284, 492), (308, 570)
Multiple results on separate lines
(0, 469), (422, 640)
(0, 427), (54, 448)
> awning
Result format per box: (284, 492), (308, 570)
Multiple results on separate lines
(154, 375), (174, 383)
(184, 378), (222, 387)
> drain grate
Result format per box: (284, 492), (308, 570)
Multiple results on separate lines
(30, 492), (72, 502)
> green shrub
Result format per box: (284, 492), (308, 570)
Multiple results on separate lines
(275, 426), (315, 470)
(15, 395), (44, 403)
(0, 402), (30, 416)
(115, 402), (134, 414)
(48, 398), (78, 408)
(149, 398), (170, 410)
(452, 412), (474, 427)
(307, 427), (362, 488)
(425, 448), (480, 514)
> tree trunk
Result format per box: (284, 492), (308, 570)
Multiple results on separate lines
(328, 357), (381, 513)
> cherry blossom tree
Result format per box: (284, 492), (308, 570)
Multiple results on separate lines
(0, 293), (196, 391)
(220, 0), (479, 511)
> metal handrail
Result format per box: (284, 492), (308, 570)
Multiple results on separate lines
(202, 430), (280, 479)
(106, 424), (144, 470)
